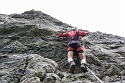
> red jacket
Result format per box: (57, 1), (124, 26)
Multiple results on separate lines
(58, 30), (87, 43)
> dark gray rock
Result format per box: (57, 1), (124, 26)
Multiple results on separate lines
(0, 54), (58, 83)
(43, 73), (62, 83)
(0, 10), (125, 83)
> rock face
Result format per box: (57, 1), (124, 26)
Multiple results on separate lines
(0, 10), (125, 83)
(0, 54), (58, 83)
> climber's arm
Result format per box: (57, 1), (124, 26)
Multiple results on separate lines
(58, 32), (67, 37)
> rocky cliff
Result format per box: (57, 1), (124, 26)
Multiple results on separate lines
(0, 10), (125, 83)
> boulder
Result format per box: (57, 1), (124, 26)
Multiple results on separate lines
(0, 54), (58, 83)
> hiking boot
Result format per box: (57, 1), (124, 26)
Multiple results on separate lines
(69, 61), (76, 74)
(81, 63), (87, 72)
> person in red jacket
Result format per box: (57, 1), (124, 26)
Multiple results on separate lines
(58, 28), (88, 74)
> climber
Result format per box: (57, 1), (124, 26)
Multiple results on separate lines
(58, 27), (88, 74)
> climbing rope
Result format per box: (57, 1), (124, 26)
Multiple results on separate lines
(86, 66), (104, 83)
